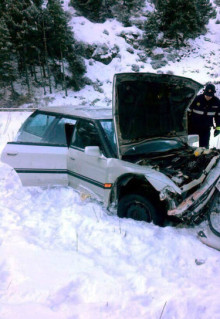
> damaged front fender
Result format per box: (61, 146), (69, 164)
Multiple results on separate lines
(167, 160), (220, 222)
(107, 157), (182, 195)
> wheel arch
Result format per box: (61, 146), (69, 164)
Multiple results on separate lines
(108, 173), (167, 213)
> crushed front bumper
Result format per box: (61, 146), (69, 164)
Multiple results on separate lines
(167, 161), (220, 223)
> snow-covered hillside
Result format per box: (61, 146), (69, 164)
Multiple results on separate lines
(29, 0), (220, 108)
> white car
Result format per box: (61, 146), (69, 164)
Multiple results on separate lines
(2, 73), (220, 226)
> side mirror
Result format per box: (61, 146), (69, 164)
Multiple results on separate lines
(85, 146), (102, 157)
(65, 123), (75, 148)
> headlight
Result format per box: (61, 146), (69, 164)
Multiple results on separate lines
(159, 186), (175, 201)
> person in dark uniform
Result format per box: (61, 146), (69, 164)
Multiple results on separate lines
(188, 83), (220, 148)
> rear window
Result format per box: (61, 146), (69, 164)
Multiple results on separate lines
(15, 113), (57, 143)
(24, 113), (56, 137)
(15, 113), (76, 145)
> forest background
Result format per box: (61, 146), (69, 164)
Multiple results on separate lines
(0, 0), (219, 108)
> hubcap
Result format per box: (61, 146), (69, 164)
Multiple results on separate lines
(127, 201), (151, 222)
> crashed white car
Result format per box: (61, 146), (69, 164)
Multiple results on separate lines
(1, 73), (220, 226)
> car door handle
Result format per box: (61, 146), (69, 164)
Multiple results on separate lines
(7, 153), (18, 156)
(70, 157), (75, 160)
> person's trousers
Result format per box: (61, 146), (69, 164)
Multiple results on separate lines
(198, 128), (210, 148)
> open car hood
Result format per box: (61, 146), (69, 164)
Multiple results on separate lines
(112, 73), (202, 157)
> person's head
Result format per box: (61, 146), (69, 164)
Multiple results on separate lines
(204, 83), (216, 100)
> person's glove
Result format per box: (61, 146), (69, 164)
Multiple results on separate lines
(214, 127), (220, 137)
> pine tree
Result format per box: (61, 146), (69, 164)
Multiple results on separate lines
(46, 0), (86, 90)
(46, 0), (71, 59)
(70, 0), (103, 22)
(160, 0), (198, 44)
(1, 0), (86, 93)
(3, 0), (35, 77)
(0, 0), (7, 18)
(70, 0), (144, 23)
(123, 0), (135, 10)
(196, 0), (216, 30)
(144, 0), (216, 48)
(0, 17), (16, 89)
(32, 0), (44, 7)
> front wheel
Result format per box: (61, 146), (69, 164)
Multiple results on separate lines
(117, 194), (164, 226)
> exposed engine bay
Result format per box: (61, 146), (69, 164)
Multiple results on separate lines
(133, 147), (220, 190)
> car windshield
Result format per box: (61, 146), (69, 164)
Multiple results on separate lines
(100, 120), (117, 154)
(124, 138), (186, 156)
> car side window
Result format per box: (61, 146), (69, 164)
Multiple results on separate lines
(100, 120), (117, 155)
(45, 117), (76, 145)
(71, 120), (102, 150)
(15, 113), (57, 143)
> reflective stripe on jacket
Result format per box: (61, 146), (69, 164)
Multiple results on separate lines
(188, 94), (220, 128)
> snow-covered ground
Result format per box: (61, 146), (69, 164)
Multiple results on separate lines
(0, 112), (220, 319)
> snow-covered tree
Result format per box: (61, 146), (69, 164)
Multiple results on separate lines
(0, 17), (16, 89)
(70, 0), (144, 24)
(0, 0), (86, 93)
(46, 0), (86, 90)
(70, 0), (103, 22)
(144, 0), (216, 48)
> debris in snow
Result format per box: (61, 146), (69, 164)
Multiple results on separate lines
(195, 259), (206, 266)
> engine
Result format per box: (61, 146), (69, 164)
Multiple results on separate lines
(135, 148), (220, 187)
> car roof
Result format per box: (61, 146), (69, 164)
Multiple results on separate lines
(39, 106), (112, 120)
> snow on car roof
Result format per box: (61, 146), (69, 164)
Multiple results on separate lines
(39, 106), (112, 120)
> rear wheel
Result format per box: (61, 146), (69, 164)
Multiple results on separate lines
(118, 194), (164, 226)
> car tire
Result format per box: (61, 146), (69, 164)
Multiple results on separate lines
(118, 194), (164, 225)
